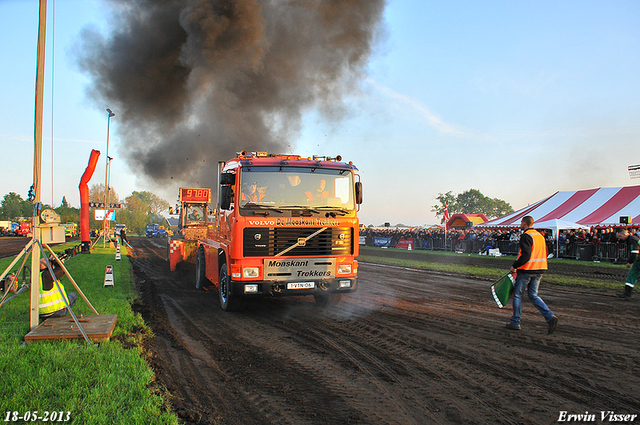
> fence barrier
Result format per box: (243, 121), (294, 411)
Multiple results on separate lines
(360, 236), (630, 262)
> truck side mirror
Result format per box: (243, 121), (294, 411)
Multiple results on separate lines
(220, 186), (233, 210)
(355, 181), (363, 205)
(220, 173), (235, 185)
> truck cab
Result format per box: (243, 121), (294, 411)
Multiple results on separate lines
(146, 223), (167, 238)
(63, 222), (79, 238)
(198, 151), (363, 311)
(17, 222), (32, 237)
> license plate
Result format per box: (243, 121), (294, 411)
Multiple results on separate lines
(287, 282), (315, 290)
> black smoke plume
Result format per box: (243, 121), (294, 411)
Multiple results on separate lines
(77, 0), (386, 188)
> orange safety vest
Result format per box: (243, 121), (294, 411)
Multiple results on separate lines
(241, 192), (265, 202)
(305, 190), (329, 201)
(518, 228), (548, 271)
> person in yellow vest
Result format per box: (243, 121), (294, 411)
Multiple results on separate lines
(39, 257), (77, 320)
(506, 216), (559, 334)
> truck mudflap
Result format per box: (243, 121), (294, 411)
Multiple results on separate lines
(168, 238), (200, 271)
(229, 277), (357, 298)
(168, 239), (185, 271)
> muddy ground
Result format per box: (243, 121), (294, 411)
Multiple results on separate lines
(0, 237), (38, 259)
(3, 237), (638, 424)
(119, 237), (640, 425)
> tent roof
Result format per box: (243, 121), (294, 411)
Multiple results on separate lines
(477, 185), (640, 228)
(446, 213), (488, 228)
(533, 218), (590, 230)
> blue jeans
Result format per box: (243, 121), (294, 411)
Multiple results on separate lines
(511, 273), (554, 326)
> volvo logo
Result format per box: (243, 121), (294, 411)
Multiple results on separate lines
(254, 233), (262, 241)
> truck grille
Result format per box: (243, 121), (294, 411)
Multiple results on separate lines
(243, 227), (353, 257)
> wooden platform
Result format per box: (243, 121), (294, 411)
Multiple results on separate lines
(24, 314), (117, 344)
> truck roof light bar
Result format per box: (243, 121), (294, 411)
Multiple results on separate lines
(237, 151), (345, 162)
(312, 155), (343, 162)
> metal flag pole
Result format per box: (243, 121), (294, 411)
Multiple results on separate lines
(103, 109), (115, 248)
(30, 0), (47, 329)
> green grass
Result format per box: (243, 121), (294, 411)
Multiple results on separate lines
(0, 243), (178, 425)
(358, 247), (623, 291)
(358, 253), (505, 278)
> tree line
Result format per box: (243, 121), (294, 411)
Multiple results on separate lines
(0, 185), (170, 236)
(431, 189), (514, 221)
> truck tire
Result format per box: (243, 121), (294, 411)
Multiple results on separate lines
(313, 293), (342, 307)
(218, 263), (243, 311)
(195, 246), (209, 290)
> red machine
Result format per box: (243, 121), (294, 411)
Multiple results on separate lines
(16, 222), (32, 237)
(170, 151), (363, 311)
(167, 187), (212, 271)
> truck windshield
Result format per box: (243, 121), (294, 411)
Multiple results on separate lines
(239, 167), (355, 211)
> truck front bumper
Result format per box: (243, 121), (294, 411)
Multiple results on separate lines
(229, 277), (358, 298)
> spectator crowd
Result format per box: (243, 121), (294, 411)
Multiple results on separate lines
(360, 226), (637, 262)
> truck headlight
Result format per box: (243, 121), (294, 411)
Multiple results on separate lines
(337, 264), (352, 274)
(244, 284), (258, 293)
(339, 280), (352, 288)
(243, 267), (259, 278)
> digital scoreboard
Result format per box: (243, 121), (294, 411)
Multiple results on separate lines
(179, 188), (211, 203)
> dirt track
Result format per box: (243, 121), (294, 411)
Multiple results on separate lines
(0, 237), (32, 259)
(126, 237), (640, 425)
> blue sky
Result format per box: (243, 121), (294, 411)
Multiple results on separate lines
(1, 0), (639, 226)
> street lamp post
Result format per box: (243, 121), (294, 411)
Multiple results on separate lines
(103, 108), (115, 247)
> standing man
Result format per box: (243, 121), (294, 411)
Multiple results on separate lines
(120, 227), (130, 247)
(506, 216), (559, 334)
(616, 228), (639, 300)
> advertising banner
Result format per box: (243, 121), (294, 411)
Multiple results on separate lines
(374, 237), (391, 247)
(95, 210), (116, 221)
(395, 238), (416, 250)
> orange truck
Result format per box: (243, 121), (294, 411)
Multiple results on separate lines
(170, 151), (363, 311)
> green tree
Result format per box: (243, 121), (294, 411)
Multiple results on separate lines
(432, 189), (513, 220)
(110, 191), (170, 235)
(130, 191), (170, 216)
(431, 191), (457, 221)
(89, 183), (120, 205)
(0, 192), (33, 220)
(55, 205), (80, 225)
(487, 197), (514, 219)
(456, 189), (489, 215)
(116, 208), (147, 235)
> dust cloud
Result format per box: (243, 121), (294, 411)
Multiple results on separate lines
(77, 0), (386, 189)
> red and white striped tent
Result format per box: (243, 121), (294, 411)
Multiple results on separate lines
(477, 185), (640, 228)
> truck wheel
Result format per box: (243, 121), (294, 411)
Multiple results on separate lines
(195, 246), (209, 290)
(314, 293), (342, 307)
(219, 263), (243, 311)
